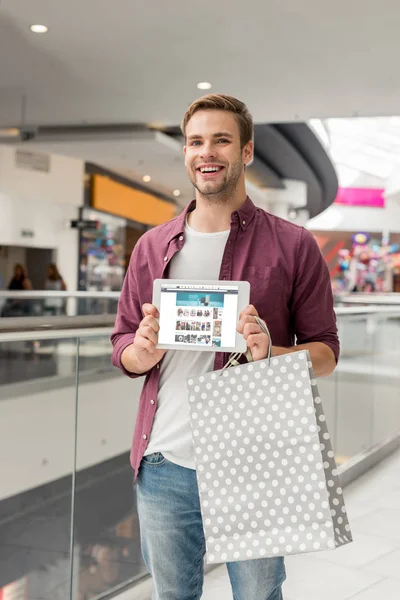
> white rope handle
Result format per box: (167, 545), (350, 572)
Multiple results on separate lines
(221, 315), (272, 373)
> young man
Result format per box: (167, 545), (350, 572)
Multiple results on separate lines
(111, 94), (339, 600)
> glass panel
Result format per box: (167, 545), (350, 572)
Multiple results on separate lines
(0, 294), (119, 318)
(333, 311), (400, 468)
(333, 315), (375, 465)
(71, 334), (147, 599)
(0, 332), (114, 388)
(371, 313), (400, 445)
(0, 296), (42, 317)
(75, 296), (119, 317)
(0, 335), (79, 600)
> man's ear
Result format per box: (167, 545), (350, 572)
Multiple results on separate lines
(243, 140), (254, 167)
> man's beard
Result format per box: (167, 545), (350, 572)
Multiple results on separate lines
(188, 159), (243, 204)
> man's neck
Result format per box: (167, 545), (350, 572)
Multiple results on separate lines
(187, 188), (247, 233)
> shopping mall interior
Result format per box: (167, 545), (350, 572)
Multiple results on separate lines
(1, 1), (400, 599)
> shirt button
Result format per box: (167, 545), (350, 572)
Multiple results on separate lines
(179, 235), (184, 241)
(157, 364), (160, 369)
(143, 434), (147, 440)
(150, 399), (155, 405)
(164, 256), (168, 261)
(242, 220), (246, 225)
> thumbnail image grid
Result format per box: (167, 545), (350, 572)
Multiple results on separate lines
(175, 292), (224, 347)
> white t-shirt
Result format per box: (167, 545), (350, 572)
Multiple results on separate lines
(144, 219), (230, 468)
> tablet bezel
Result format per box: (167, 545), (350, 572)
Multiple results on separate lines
(152, 279), (250, 353)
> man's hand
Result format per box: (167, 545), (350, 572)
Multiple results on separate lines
(121, 304), (166, 375)
(237, 304), (270, 361)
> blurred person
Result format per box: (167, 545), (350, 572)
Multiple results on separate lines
(1, 263), (32, 316)
(8, 263), (32, 291)
(111, 94), (339, 599)
(44, 263), (67, 315)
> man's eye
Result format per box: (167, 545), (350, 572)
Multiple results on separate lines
(190, 140), (201, 146)
(217, 138), (230, 143)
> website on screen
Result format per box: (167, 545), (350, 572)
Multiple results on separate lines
(158, 283), (239, 348)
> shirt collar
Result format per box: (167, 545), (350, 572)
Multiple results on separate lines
(168, 196), (257, 242)
(235, 196), (257, 230)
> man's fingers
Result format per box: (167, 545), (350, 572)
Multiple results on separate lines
(237, 314), (257, 334)
(246, 332), (268, 348)
(141, 315), (160, 333)
(135, 335), (156, 354)
(238, 304), (258, 321)
(242, 322), (262, 340)
(142, 303), (159, 319)
(137, 324), (158, 346)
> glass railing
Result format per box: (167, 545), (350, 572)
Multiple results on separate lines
(0, 321), (147, 600)
(0, 291), (120, 318)
(335, 291), (400, 306)
(0, 307), (399, 599)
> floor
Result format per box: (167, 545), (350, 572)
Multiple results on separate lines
(201, 447), (400, 600)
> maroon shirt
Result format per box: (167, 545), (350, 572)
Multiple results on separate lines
(111, 197), (339, 481)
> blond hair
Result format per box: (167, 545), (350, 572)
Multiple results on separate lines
(181, 94), (253, 148)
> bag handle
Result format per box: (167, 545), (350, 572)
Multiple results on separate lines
(221, 316), (272, 373)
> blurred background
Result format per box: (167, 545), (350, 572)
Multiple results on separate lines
(1, 1), (400, 599)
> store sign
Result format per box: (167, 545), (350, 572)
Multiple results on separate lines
(70, 219), (99, 230)
(20, 229), (34, 238)
(334, 187), (385, 208)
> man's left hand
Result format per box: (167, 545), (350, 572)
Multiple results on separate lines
(237, 305), (270, 361)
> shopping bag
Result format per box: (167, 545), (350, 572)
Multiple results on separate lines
(187, 340), (352, 564)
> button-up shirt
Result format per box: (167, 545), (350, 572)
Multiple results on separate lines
(111, 197), (339, 481)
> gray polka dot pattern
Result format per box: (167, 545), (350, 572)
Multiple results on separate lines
(187, 350), (352, 564)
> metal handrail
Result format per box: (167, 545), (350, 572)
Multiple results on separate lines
(0, 290), (121, 299)
(0, 307), (399, 343)
(336, 293), (400, 305)
(0, 314), (115, 331)
(335, 306), (400, 316)
(0, 315), (115, 342)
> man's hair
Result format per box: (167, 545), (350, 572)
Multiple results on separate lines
(181, 94), (253, 148)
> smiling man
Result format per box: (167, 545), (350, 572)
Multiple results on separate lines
(111, 94), (339, 599)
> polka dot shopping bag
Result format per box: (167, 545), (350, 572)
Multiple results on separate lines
(187, 343), (352, 564)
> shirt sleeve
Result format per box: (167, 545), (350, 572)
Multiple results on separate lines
(110, 245), (145, 378)
(291, 228), (340, 362)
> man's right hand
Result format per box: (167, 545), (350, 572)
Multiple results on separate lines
(121, 303), (166, 375)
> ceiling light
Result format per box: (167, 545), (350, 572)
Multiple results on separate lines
(30, 24), (49, 33)
(0, 128), (20, 138)
(142, 175), (151, 183)
(173, 189), (181, 197)
(197, 82), (212, 90)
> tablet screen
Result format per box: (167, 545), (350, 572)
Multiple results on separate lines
(158, 282), (240, 349)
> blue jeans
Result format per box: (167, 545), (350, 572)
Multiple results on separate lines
(136, 453), (286, 600)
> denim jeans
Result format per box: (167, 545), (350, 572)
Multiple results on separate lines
(136, 453), (286, 600)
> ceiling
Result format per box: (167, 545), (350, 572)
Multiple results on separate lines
(2, 0), (399, 216)
(2, 0), (400, 127)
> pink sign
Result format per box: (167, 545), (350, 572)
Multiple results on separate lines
(334, 187), (385, 208)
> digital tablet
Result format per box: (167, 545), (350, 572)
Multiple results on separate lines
(153, 279), (250, 352)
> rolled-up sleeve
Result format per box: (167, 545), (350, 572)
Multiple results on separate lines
(111, 246), (144, 378)
(291, 228), (340, 362)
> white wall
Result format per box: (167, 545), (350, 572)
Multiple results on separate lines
(0, 194), (79, 291)
(0, 374), (143, 500)
(0, 145), (83, 207)
(306, 194), (400, 233)
(0, 145), (85, 290)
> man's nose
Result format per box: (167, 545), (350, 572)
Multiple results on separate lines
(200, 142), (217, 159)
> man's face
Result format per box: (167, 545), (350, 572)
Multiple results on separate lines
(184, 110), (253, 199)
